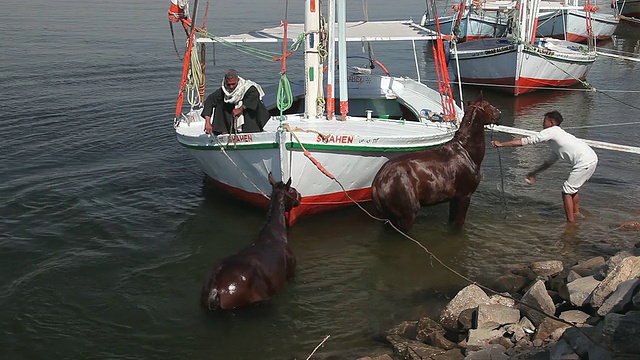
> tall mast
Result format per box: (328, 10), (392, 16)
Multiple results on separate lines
(337, 0), (348, 120)
(327, 0), (336, 120)
(304, 0), (321, 119)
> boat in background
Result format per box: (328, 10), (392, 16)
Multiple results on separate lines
(169, 0), (462, 225)
(420, 0), (510, 41)
(450, 0), (597, 96)
(617, 0), (640, 17)
(536, 0), (619, 43)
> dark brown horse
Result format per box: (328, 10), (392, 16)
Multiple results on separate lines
(200, 173), (301, 310)
(371, 92), (501, 232)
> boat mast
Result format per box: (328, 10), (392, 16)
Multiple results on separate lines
(327, 0), (336, 120)
(304, 0), (322, 119)
(337, 0), (349, 120)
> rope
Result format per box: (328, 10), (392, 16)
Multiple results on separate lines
(196, 29), (282, 61)
(211, 136), (269, 198)
(277, 74), (294, 115)
(490, 130), (509, 219)
(186, 45), (205, 107)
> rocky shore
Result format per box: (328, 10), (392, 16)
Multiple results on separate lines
(357, 243), (640, 360)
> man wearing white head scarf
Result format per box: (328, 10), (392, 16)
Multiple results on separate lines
(202, 69), (269, 134)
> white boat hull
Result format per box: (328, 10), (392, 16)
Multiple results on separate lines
(452, 37), (596, 95)
(617, 0), (640, 17)
(176, 75), (461, 224)
(421, 11), (508, 41)
(537, 9), (619, 43)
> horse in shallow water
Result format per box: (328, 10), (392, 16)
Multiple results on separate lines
(371, 92), (501, 232)
(201, 173), (300, 310)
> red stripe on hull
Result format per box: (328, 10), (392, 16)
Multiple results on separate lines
(206, 176), (372, 226)
(460, 76), (585, 96)
(565, 33), (612, 43)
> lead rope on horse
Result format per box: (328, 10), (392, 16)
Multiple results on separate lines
(490, 128), (509, 219)
(285, 126), (609, 353)
(212, 136), (269, 198)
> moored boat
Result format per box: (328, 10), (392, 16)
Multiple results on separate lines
(450, 0), (597, 96)
(169, 0), (463, 224)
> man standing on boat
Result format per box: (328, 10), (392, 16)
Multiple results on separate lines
(491, 110), (598, 223)
(202, 69), (270, 135)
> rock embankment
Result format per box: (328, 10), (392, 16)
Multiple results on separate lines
(358, 245), (640, 360)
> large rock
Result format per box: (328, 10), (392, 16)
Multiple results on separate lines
(591, 256), (640, 308)
(566, 275), (600, 307)
(386, 335), (447, 360)
(533, 317), (570, 341)
(519, 280), (556, 327)
(387, 320), (418, 339)
(466, 329), (504, 351)
(597, 278), (640, 316)
(530, 260), (564, 277)
(571, 256), (605, 277)
(464, 344), (509, 360)
(558, 310), (590, 325)
(490, 273), (529, 294)
(601, 311), (640, 354)
(438, 284), (490, 332)
(475, 304), (520, 330)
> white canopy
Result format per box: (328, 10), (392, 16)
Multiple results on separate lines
(196, 20), (443, 43)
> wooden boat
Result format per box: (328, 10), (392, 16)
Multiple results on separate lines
(450, 0), (597, 96)
(420, 1), (510, 41)
(169, 0), (462, 224)
(536, 0), (619, 43)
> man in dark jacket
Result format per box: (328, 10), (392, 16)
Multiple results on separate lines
(202, 69), (270, 134)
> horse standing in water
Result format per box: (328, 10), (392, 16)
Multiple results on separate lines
(371, 93), (501, 232)
(201, 173), (301, 310)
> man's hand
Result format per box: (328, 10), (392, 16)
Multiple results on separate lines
(526, 173), (536, 184)
(232, 106), (244, 118)
(204, 121), (213, 134)
(491, 140), (503, 147)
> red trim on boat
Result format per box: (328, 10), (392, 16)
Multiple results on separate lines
(460, 76), (586, 96)
(205, 177), (372, 225)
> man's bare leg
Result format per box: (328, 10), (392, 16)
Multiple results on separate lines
(573, 192), (583, 218)
(563, 193), (576, 222)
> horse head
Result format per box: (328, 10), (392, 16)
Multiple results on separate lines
(268, 172), (301, 212)
(464, 91), (502, 128)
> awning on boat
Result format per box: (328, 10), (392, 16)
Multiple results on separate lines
(196, 20), (444, 43)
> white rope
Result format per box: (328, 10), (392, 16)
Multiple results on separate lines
(487, 124), (640, 155)
(563, 121), (640, 130)
(596, 51), (640, 63)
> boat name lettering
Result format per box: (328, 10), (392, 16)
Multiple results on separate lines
(358, 137), (380, 144)
(483, 45), (514, 55)
(228, 134), (253, 142)
(347, 75), (370, 83)
(316, 134), (354, 144)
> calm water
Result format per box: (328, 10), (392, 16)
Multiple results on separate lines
(1, 1), (640, 359)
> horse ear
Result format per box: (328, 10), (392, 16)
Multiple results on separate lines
(268, 172), (276, 186)
(285, 177), (292, 187)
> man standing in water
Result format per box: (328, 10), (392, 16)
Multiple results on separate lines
(202, 69), (270, 135)
(491, 110), (598, 223)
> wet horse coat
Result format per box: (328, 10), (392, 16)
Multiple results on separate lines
(201, 174), (300, 310)
(371, 93), (501, 232)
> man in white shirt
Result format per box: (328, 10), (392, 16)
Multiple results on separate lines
(491, 110), (598, 223)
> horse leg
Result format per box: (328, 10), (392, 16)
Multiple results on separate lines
(448, 199), (459, 223)
(452, 196), (471, 228)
